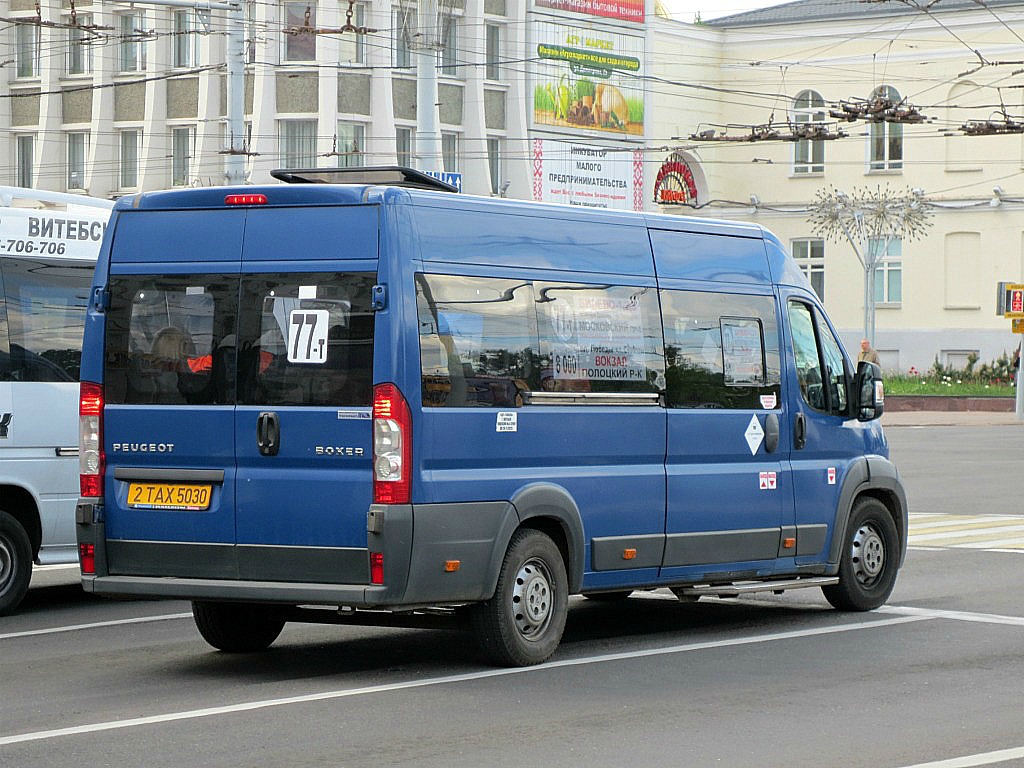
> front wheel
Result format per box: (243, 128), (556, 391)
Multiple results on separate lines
(192, 601), (286, 652)
(470, 529), (568, 667)
(822, 498), (900, 611)
(0, 510), (33, 616)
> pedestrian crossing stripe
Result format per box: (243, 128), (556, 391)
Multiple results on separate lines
(908, 513), (1024, 552)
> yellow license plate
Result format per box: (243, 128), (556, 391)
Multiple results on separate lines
(127, 482), (211, 511)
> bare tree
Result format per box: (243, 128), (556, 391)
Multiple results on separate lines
(809, 185), (932, 343)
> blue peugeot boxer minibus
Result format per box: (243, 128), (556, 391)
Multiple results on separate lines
(76, 168), (906, 666)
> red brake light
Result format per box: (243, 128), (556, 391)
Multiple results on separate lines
(79, 382), (104, 497)
(224, 193), (267, 206)
(79, 543), (95, 575)
(373, 383), (412, 505)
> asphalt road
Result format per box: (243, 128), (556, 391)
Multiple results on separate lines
(2, 424), (1024, 768)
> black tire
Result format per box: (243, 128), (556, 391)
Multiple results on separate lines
(470, 529), (568, 667)
(192, 601), (286, 652)
(583, 590), (633, 602)
(823, 497), (900, 611)
(0, 510), (33, 617)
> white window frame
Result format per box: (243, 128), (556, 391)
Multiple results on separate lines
(171, 126), (196, 186)
(485, 23), (501, 81)
(869, 85), (903, 171)
(791, 238), (825, 300)
(793, 90), (825, 174)
(66, 14), (93, 75)
(173, 10), (200, 69)
(394, 9), (413, 69)
(282, 1), (317, 62)
(280, 119), (318, 168)
(119, 129), (142, 189)
(395, 126), (413, 167)
(870, 237), (902, 305)
(16, 22), (40, 78)
(118, 11), (148, 72)
(67, 132), (89, 190)
(338, 3), (366, 64)
(16, 134), (34, 188)
(441, 131), (459, 173)
(336, 121), (365, 168)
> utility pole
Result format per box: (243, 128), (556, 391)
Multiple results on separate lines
(110, 0), (247, 185)
(400, 0), (454, 174)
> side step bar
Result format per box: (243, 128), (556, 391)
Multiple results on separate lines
(675, 576), (839, 599)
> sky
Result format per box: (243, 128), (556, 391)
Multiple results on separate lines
(660, 0), (795, 23)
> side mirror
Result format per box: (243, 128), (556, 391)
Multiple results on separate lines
(853, 361), (884, 421)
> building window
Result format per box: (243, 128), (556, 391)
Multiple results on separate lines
(67, 15), (93, 75)
(118, 12), (147, 72)
(16, 22), (40, 78)
(280, 120), (317, 168)
(172, 126), (195, 186)
(173, 10), (199, 68)
(120, 130), (141, 188)
(396, 127), (413, 167)
(869, 237), (902, 304)
(487, 137), (503, 195)
(792, 238), (825, 300)
(67, 132), (88, 189)
(442, 132), (459, 173)
(16, 135), (34, 187)
(246, 3), (257, 64)
(869, 85), (903, 171)
(338, 4), (365, 64)
(283, 1), (316, 61)
(485, 24), (500, 80)
(793, 90), (825, 174)
(394, 9), (413, 69)
(440, 18), (459, 77)
(336, 122), (364, 168)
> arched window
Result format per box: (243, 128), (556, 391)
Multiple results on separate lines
(869, 85), (903, 171)
(793, 90), (826, 174)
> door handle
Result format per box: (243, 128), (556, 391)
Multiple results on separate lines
(763, 413), (779, 453)
(794, 412), (806, 451)
(256, 411), (280, 456)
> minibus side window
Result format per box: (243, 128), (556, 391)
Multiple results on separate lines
(535, 282), (664, 396)
(105, 275), (237, 405)
(237, 273), (375, 407)
(416, 273), (537, 407)
(816, 307), (849, 415)
(0, 259), (92, 382)
(661, 289), (781, 409)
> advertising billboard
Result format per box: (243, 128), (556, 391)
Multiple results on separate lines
(532, 18), (645, 140)
(531, 139), (644, 211)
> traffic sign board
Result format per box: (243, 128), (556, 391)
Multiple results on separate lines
(1003, 283), (1024, 318)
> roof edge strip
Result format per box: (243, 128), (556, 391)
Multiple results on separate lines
(270, 165), (459, 193)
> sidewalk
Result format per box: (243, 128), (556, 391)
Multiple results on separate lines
(882, 409), (1023, 427)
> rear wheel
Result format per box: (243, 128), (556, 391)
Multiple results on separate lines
(822, 497), (899, 611)
(0, 510), (33, 616)
(192, 601), (285, 652)
(471, 529), (568, 667)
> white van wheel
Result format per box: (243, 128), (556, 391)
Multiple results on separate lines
(471, 529), (568, 666)
(0, 510), (33, 616)
(192, 601), (285, 652)
(822, 498), (899, 612)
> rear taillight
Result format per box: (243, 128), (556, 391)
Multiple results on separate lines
(372, 383), (412, 505)
(79, 382), (104, 497)
(79, 543), (95, 575)
(369, 552), (384, 585)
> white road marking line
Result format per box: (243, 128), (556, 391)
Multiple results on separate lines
(909, 525), (1024, 542)
(0, 614), (931, 746)
(0, 613), (192, 641)
(896, 745), (1024, 768)
(880, 605), (1024, 627)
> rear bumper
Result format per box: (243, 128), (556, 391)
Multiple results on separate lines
(82, 574), (390, 606)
